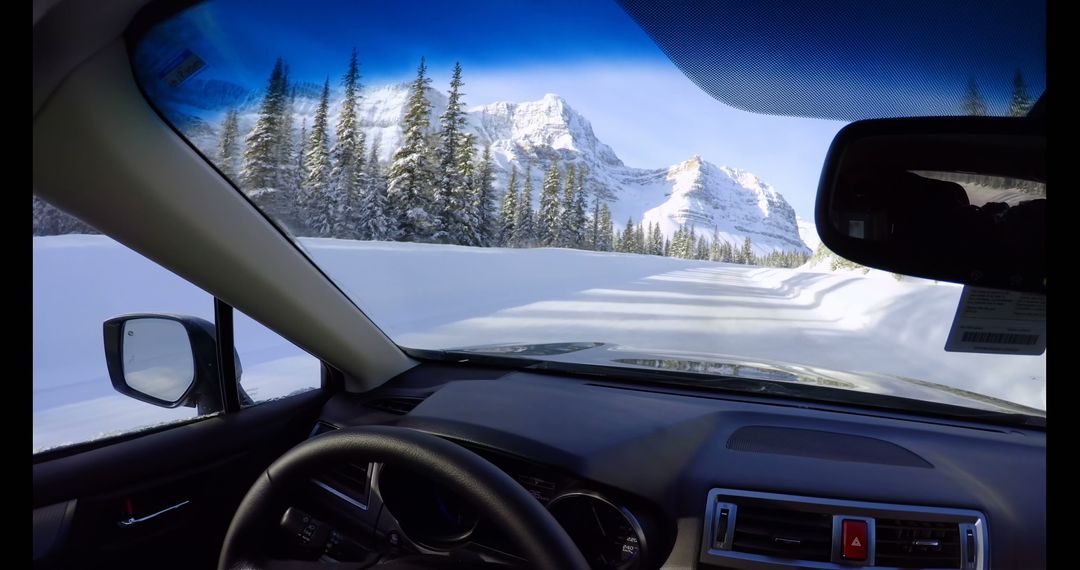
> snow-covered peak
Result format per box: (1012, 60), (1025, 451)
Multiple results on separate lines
(469, 94), (623, 168)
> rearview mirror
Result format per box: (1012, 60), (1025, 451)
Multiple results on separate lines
(103, 314), (238, 414)
(815, 116), (1045, 293)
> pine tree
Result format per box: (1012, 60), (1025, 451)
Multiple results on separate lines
(216, 108), (241, 179)
(445, 134), (479, 245)
(557, 164), (587, 249)
(709, 228), (721, 261)
(433, 62), (469, 242)
(330, 48), (365, 238)
(569, 166), (588, 248)
(597, 202), (613, 251)
(620, 218), (637, 253)
(241, 57), (289, 192)
(587, 196), (601, 250)
(557, 164), (576, 247)
(962, 78), (988, 116)
(387, 57), (437, 242)
(537, 162), (562, 246)
(301, 78), (334, 236)
(474, 144), (497, 246)
(513, 163), (535, 247)
(295, 117), (308, 199)
(276, 83), (297, 193)
(1009, 69), (1033, 117)
(742, 236), (754, 265)
(695, 236), (709, 260)
(498, 165), (519, 246)
(356, 135), (397, 240)
(636, 224), (646, 255)
(649, 222), (663, 255)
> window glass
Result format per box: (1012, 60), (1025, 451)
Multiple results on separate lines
(33, 207), (321, 453)
(235, 310), (321, 406)
(33, 226), (215, 453)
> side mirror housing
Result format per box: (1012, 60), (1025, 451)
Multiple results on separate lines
(103, 314), (240, 414)
(815, 116), (1045, 293)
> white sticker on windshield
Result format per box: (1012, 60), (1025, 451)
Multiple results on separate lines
(945, 286), (1045, 355)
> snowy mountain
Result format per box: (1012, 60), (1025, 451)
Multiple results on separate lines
(797, 216), (821, 252)
(188, 82), (809, 255)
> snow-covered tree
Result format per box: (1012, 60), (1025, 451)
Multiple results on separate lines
(558, 165), (576, 247)
(649, 222), (664, 255)
(538, 162), (562, 246)
(1010, 69), (1033, 117)
(356, 136), (397, 241)
(962, 78), (988, 116)
(443, 134), (479, 245)
(513, 164), (535, 247)
(741, 236), (754, 265)
(241, 58), (289, 192)
(433, 62), (468, 240)
(558, 164), (588, 249)
(474, 144), (497, 246)
(596, 202), (613, 252)
(216, 108), (241, 179)
(620, 218), (638, 253)
(695, 235), (709, 260)
(301, 78), (334, 236)
(497, 165), (519, 246)
(330, 48), (365, 238)
(294, 117), (308, 198)
(387, 57), (438, 242)
(586, 195), (601, 250)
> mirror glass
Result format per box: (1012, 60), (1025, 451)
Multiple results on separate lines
(121, 318), (195, 403)
(820, 125), (1045, 292)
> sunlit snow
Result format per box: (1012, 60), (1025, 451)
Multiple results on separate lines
(34, 235), (1045, 452)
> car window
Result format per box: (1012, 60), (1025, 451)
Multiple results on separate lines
(126, 0), (1043, 419)
(33, 202), (319, 454)
(235, 310), (321, 406)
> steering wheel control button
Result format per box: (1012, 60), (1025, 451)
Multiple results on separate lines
(841, 519), (869, 560)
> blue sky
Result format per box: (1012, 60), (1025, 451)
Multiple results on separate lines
(138, 0), (1044, 220)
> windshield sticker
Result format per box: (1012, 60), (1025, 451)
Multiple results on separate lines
(157, 49), (205, 88)
(945, 286), (1046, 355)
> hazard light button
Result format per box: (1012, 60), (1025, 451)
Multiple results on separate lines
(841, 520), (868, 560)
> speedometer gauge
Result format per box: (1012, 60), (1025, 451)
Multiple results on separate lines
(547, 492), (646, 570)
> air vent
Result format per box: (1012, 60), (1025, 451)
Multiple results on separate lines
(731, 504), (833, 562)
(364, 396), (425, 415)
(876, 519), (962, 569)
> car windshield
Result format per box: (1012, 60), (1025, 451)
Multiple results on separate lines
(116, 0), (1044, 417)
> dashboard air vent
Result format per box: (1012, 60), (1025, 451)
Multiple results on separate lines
(364, 396), (425, 415)
(875, 519), (961, 569)
(731, 504), (833, 562)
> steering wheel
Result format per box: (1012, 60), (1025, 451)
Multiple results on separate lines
(218, 425), (591, 570)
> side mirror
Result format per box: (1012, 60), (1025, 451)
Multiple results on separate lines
(816, 116), (1045, 293)
(103, 314), (243, 415)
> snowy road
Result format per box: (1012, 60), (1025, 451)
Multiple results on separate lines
(34, 236), (1045, 452)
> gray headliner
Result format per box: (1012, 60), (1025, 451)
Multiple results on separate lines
(33, 38), (416, 390)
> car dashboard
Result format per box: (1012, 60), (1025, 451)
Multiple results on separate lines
(284, 362), (1044, 569)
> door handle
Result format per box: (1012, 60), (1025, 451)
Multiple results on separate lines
(117, 499), (190, 528)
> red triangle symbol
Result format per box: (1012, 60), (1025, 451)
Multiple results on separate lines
(851, 537), (862, 547)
